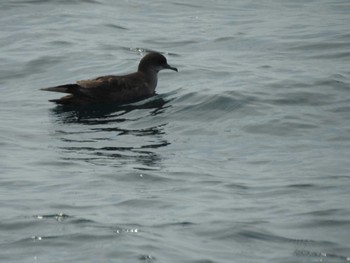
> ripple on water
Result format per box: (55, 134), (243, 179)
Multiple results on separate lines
(46, 96), (172, 170)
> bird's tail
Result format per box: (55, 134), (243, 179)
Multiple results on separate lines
(40, 84), (80, 94)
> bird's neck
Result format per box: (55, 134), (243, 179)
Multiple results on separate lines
(139, 68), (158, 91)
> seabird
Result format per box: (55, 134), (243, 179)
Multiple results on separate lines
(41, 52), (178, 105)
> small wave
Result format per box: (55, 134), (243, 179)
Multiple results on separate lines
(288, 41), (349, 52)
(9, 0), (101, 5)
(170, 90), (259, 121)
(295, 249), (350, 262)
(264, 91), (334, 107)
(104, 23), (128, 31)
(244, 120), (317, 136)
(34, 213), (71, 222)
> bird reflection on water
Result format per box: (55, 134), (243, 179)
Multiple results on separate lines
(49, 96), (171, 170)
(51, 95), (170, 124)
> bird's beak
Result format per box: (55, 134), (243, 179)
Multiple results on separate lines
(164, 64), (178, 72)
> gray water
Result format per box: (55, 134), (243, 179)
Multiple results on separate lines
(1, 0), (350, 262)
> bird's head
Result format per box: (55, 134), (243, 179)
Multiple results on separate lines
(138, 52), (178, 73)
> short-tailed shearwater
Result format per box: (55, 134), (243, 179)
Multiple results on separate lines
(41, 52), (178, 105)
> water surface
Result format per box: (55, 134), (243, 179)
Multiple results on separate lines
(1, 0), (350, 262)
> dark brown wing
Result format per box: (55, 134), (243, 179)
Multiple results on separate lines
(42, 72), (153, 105)
(76, 73), (151, 103)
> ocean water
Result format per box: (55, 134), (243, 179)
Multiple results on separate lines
(1, 0), (350, 262)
